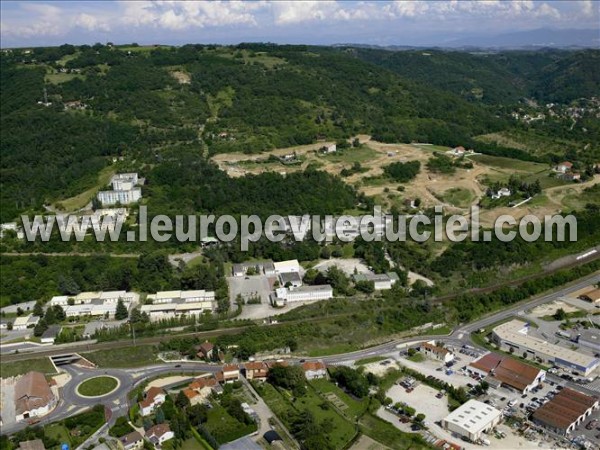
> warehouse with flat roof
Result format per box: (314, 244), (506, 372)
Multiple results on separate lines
(442, 400), (502, 442)
(491, 319), (599, 376)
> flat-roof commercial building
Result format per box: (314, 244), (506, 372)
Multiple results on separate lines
(97, 173), (142, 206)
(50, 291), (136, 306)
(491, 320), (600, 376)
(146, 290), (215, 304)
(12, 315), (40, 331)
(353, 272), (399, 290)
(272, 285), (333, 305)
(578, 329), (600, 353)
(442, 400), (502, 442)
(532, 388), (599, 435)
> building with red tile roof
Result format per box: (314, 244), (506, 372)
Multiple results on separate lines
(532, 388), (599, 435)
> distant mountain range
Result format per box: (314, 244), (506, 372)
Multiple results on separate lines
(335, 28), (600, 50)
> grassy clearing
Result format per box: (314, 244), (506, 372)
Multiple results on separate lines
(407, 353), (425, 363)
(475, 130), (581, 157)
(77, 376), (118, 396)
(83, 345), (159, 368)
(54, 165), (115, 212)
(310, 378), (368, 420)
(470, 154), (547, 172)
(45, 423), (72, 446)
(355, 356), (386, 366)
(439, 187), (475, 207)
(45, 72), (86, 85)
(358, 413), (429, 450)
(306, 342), (360, 357)
(321, 146), (379, 164)
(0, 357), (57, 378)
(204, 402), (257, 444)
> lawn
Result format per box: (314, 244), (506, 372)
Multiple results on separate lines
(321, 145), (379, 164)
(204, 402), (257, 445)
(180, 436), (207, 450)
(0, 357), (57, 378)
(439, 187), (475, 208)
(407, 353), (425, 363)
(83, 344), (159, 368)
(77, 376), (118, 396)
(470, 154), (547, 173)
(54, 165), (115, 212)
(310, 378), (368, 420)
(44, 423), (72, 447)
(358, 412), (430, 450)
(45, 72), (86, 85)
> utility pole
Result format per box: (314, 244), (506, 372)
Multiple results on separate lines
(130, 321), (136, 346)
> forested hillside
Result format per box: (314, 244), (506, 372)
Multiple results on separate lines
(1, 43), (597, 221)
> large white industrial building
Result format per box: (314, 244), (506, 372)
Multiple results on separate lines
(491, 319), (600, 376)
(273, 285), (333, 305)
(442, 400), (502, 442)
(141, 290), (216, 321)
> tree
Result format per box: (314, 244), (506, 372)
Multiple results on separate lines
(44, 305), (56, 325)
(33, 301), (44, 317)
(115, 298), (128, 320)
(34, 319), (48, 337)
(53, 305), (66, 322)
(155, 408), (165, 424)
(267, 365), (306, 396)
(175, 390), (191, 409)
(554, 308), (567, 321)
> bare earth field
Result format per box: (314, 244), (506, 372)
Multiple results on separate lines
(210, 137), (597, 225)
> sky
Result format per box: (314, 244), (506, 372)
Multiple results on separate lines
(1, 1), (599, 48)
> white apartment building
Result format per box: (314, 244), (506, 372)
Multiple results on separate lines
(97, 173), (141, 206)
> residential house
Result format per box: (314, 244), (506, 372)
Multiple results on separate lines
(146, 423), (174, 447)
(451, 146), (466, 156)
(244, 361), (269, 381)
(139, 387), (166, 416)
(15, 372), (56, 421)
(302, 361), (327, 380)
(420, 342), (455, 363)
(120, 431), (144, 450)
(197, 341), (214, 360)
(216, 364), (240, 383)
(187, 377), (220, 404)
(555, 161), (573, 173)
(491, 187), (511, 199)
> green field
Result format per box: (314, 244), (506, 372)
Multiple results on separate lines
(45, 72), (86, 85)
(83, 345), (159, 368)
(321, 145), (379, 163)
(470, 154), (548, 172)
(45, 423), (72, 447)
(439, 187), (476, 208)
(77, 376), (118, 396)
(310, 378), (368, 419)
(0, 357), (57, 378)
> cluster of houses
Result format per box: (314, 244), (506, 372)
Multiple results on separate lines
(49, 290), (137, 319)
(97, 173), (142, 206)
(554, 161), (581, 182)
(140, 290), (216, 321)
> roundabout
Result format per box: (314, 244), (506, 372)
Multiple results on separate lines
(76, 375), (120, 398)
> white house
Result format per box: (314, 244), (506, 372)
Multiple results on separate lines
(139, 387), (166, 416)
(420, 341), (455, 363)
(302, 361), (327, 380)
(491, 187), (512, 199)
(146, 424), (174, 447)
(120, 431), (144, 450)
(555, 161), (573, 173)
(323, 144), (337, 154)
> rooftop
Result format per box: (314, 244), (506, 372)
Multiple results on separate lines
(532, 388), (599, 431)
(493, 319), (599, 369)
(469, 352), (504, 374)
(444, 400), (502, 434)
(15, 371), (54, 415)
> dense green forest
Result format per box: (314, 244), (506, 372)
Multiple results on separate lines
(2, 43), (598, 222)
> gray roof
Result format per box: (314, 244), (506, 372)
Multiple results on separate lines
(41, 325), (61, 339)
(280, 272), (302, 284)
(220, 436), (262, 450)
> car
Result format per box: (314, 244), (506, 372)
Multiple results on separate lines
(500, 397), (506, 401)
(586, 420), (599, 430)
(467, 383), (474, 388)
(174, 364), (181, 368)
(508, 399), (517, 407)
(522, 394), (528, 398)
(556, 386), (564, 390)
